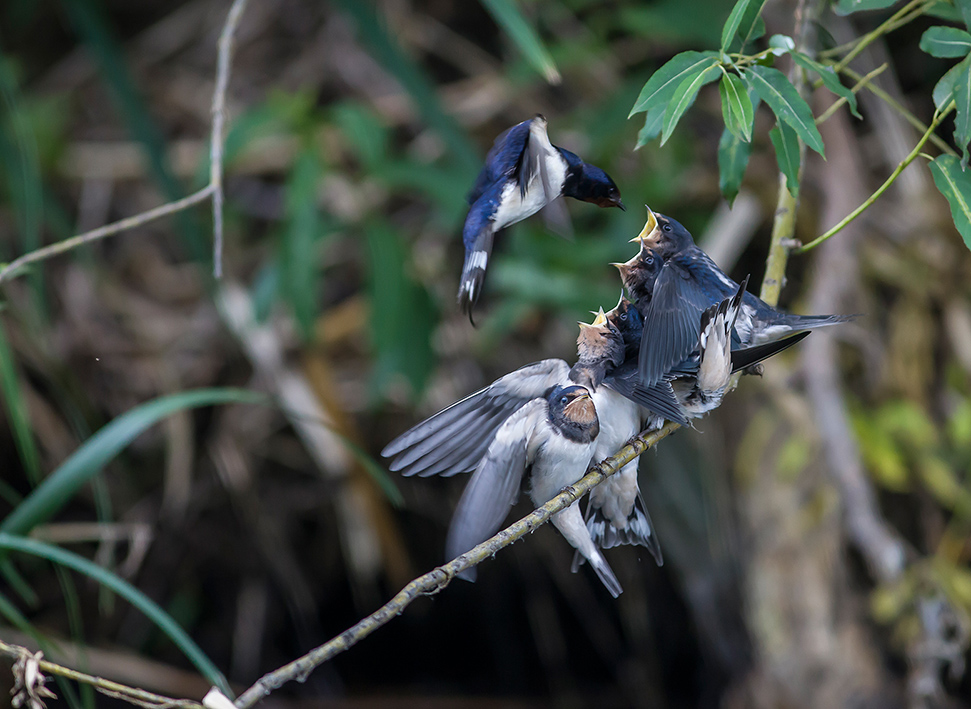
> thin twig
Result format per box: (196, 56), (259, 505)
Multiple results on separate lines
(0, 640), (203, 709)
(796, 103), (953, 254)
(232, 422), (679, 709)
(0, 186), (214, 286)
(839, 65), (957, 157)
(824, 0), (934, 71)
(210, 0), (250, 280)
(814, 63), (887, 126)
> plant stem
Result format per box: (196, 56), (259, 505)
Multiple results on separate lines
(814, 63), (887, 126)
(796, 103), (954, 253)
(839, 65), (957, 157)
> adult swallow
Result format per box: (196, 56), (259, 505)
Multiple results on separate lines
(628, 207), (853, 356)
(381, 313), (685, 480)
(444, 384), (625, 597)
(458, 115), (625, 318)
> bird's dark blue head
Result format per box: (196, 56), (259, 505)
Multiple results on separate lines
(652, 213), (695, 256)
(547, 385), (599, 442)
(558, 149), (625, 210)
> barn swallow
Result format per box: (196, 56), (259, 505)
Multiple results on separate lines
(629, 207), (854, 352)
(445, 384), (625, 597)
(458, 115), (625, 318)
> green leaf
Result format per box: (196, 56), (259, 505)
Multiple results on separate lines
(769, 121), (801, 197)
(768, 34), (795, 55)
(920, 26), (971, 58)
(661, 64), (721, 145)
(629, 50), (719, 117)
(635, 105), (665, 149)
(835, 0), (898, 14)
(929, 154), (971, 250)
(934, 54), (971, 110)
(721, 0), (753, 50)
(718, 126), (752, 205)
(0, 533), (230, 695)
(958, 0), (971, 33)
(790, 52), (861, 118)
(723, 0), (767, 53)
(0, 389), (264, 537)
(480, 0), (561, 84)
(364, 222), (436, 398)
(719, 72), (754, 142)
(0, 321), (40, 485)
(743, 65), (825, 155)
(953, 55), (971, 163)
(280, 152), (327, 340)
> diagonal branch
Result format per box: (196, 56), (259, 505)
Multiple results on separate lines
(232, 422), (679, 708)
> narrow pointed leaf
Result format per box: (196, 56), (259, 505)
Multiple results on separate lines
(0, 322), (40, 485)
(929, 155), (971, 250)
(480, 0), (561, 84)
(0, 389), (264, 537)
(718, 127), (752, 205)
(661, 64), (721, 145)
(630, 51), (719, 117)
(935, 54), (971, 110)
(635, 105), (665, 149)
(790, 52), (861, 118)
(769, 121), (801, 197)
(920, 26), (971, 58)
(721, 0), (753, 50)
(724, 0), (767, 53)
(743, 64), (825, 155)
(0, 533), (230, 695)
(719, 72), (754, 142)
(958, 0), (971, 33)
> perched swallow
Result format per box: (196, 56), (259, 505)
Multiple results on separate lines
(574, 302), (664, 565)
(628, 207), (854, 353)
(458, 115), (625, 318)
(445, 384), (625, 597)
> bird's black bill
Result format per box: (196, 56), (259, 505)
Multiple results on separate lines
(729, 331), (811, 372)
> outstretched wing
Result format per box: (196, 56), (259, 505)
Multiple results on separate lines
(637, 260), (713, 388)
(467, 119), (532, 205)
(381, 359), (570, 477)
(445, 399), (547, 579)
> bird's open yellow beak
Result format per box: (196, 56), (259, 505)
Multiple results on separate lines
(629, 205), (659, 244)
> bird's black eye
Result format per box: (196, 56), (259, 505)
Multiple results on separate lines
(645, 255), (654, 265)
(662, 223), (672, 232)
(560, 395), (569, 404)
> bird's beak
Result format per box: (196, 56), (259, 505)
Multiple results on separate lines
(628, 205), (659, 243)
(591, 308), (607, 327)
(615, 198), (626, 211)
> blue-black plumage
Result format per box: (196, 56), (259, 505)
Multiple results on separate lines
(458, 115), (625, 319)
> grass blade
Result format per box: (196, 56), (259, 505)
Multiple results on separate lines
(480, 0), (561, 84)
(0, 320), (41, 484)
(0, 389), (264, 537)
(0, 533), (230, 695)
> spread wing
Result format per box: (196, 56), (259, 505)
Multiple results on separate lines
(467, 119), (532, 205)
(381, 359), (570, 477)
(605, 361), (687, 426)
(445, 399), (547, 578)
(637, 260), (713, 388)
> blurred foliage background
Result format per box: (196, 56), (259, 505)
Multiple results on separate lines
(1, 0), (971, 707)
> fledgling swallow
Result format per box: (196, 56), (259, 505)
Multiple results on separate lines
(458, 115), (625, 319)
(444, 385), (625, 597)
(627, 207), (854, 356)
(573, 300), (664, 566)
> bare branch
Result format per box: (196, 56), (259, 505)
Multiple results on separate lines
(233, 422), (680, 708)
(0, 640), (203, 709)
(0, 186), (214, 286)
(210, 0), (250, 280)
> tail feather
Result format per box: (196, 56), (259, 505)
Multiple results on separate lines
(588, 549), (623, 598)
(458, 229), (495, 320)
(730, 330), (810, 372)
